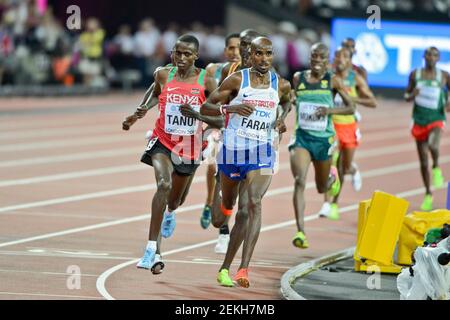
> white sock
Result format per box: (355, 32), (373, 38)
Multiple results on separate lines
(146, 240), (157, 251)
(165, 208), (174, 216)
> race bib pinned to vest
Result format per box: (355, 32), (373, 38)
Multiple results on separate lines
(298, 102), (328, 131)
(164, 103), (200, 136)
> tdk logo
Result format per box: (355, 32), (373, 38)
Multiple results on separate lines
(255, 110), (272, 118)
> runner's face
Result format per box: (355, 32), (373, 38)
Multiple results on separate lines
(224, 37), (241, 63)
(251, 44), (273, 74)
(342, 40), (356, 57)
(333, 49), (350, 72)
(240, 36), (253, 66)
(424, 49), (439, 68)
(173, 42), (198, 70)
(310, 49), (328, 75)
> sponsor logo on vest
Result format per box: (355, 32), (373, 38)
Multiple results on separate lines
(321, 80), (328, 89)
(167, 94), (200, 105)
(191, 88), (200, 95)
(298, 83), (306, 90)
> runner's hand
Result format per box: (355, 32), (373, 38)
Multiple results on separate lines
(136, 106), (148, 119)
(227, 104), (255, 117)
(275, 119), (287, 134)
(315, 107), (328, 117)
(122, 114), (138, 131)
(180, 104), (199, 119)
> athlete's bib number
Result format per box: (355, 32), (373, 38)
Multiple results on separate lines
(164, 103), (200, 136)
(298, 102), (328, 131)
(415, 85), (440, 110)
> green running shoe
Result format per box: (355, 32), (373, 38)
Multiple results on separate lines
(328, 166), (341, 197)
(328, 204), (340, 221)
(200, 205), (212, 229)
(292, 231), (309, 249)
(217, 269), (234, 287)
(432, 167), (444, 189)
(420, 194), (433, 211)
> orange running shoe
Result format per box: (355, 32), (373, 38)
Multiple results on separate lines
(234, 268), (250, 288)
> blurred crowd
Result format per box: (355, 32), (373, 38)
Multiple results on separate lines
(0, 0), (331, 90)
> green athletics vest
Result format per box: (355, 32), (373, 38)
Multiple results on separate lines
(295, 70), (335, 138)
(413, 68), (446, 126)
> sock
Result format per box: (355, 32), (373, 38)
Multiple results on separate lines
(219, 224), (230, 235)
(220, 203), (233, 216)
(146, 240), (157, 251)
(165, 208), (174, 216)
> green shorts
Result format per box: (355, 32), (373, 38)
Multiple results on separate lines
(288, 129), (336, 161)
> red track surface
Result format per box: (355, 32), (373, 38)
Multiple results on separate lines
(0, 93), (448, 300)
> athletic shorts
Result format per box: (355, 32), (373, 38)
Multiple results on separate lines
(411, 121), (445, 142)
(140, 137), (200, 176)
(334, 122), (361, 150)
(288, 129), (337, 162)
(217, 143), (276, 181)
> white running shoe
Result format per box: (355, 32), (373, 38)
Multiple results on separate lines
(318, 202), (331, 218)
(214, 234), (230, 254)
(145, 129), (153, 141)
(151, 254), (165, 275)
(351, 163), (362, 192)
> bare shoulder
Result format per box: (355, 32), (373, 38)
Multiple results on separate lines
(206, 63), (218, 77)
(279, 77), (291, 93)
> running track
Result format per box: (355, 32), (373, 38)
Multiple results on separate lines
(0, 93), (448, 300)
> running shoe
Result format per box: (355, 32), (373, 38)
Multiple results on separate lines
(215, 234), (230, 254)
(136, 247), (156, 270)
(432, 167), (444, 189)
(145, 129), (153, 141)
(292, 231), (309, 249)
(420, 194), (433, 211)
(217, 269), (234, 287)
(234, 268), (250, 288)
(318, 202), (331, 218)
(351, 163), (362, 192)
(151, 254), (165, 275)
(200, 205), (212, 229)
(328, 166), (341, 197)
(161, 211), (176, 238)
(328, 204), (340, 221)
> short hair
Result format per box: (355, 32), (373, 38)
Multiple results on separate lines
(225, 33), (240, 47)
(240, 29), (261, 40)
(311, 42), (329, 57)
(177, 34), (199, 51)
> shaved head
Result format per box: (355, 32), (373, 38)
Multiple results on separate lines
(311, 42), (329, 57)
(251, 36), (272, 51)
(240, 29), (260, 40)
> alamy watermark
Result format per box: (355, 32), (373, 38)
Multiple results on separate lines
(66, 5), (81, 30)
(366, 5), (381, 30)
(66, 265), (81, 290)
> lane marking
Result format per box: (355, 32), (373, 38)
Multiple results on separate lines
(96, 183), (445, 300)
(0, 292), (103, 299)
(1, 156), (448, 247)
(0, 133), (141, 153)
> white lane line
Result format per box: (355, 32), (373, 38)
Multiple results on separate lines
(0, 147), (142, 168)
(96, 183), (443, 300)
(0, 250), (136, 261)
(0, 269), (100, 277)
(0, 164), (142, 188)
(0, 125), (116, 141)
(0, 133), (142, 153)
(0, 292), (103, 299)
(162, 259), (291, 270)
(1, 147), (448, 216)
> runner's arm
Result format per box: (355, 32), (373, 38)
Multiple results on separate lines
(328, 75), (355, 115)
(275, 78), (292, 134)
(354, 73), (377, 108)
(404, 70), (419, 102)
(179, 75), (224, 128)
(200, 73), (254, 117)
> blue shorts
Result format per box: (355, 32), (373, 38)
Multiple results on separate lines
(217, 143), (276, 181)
